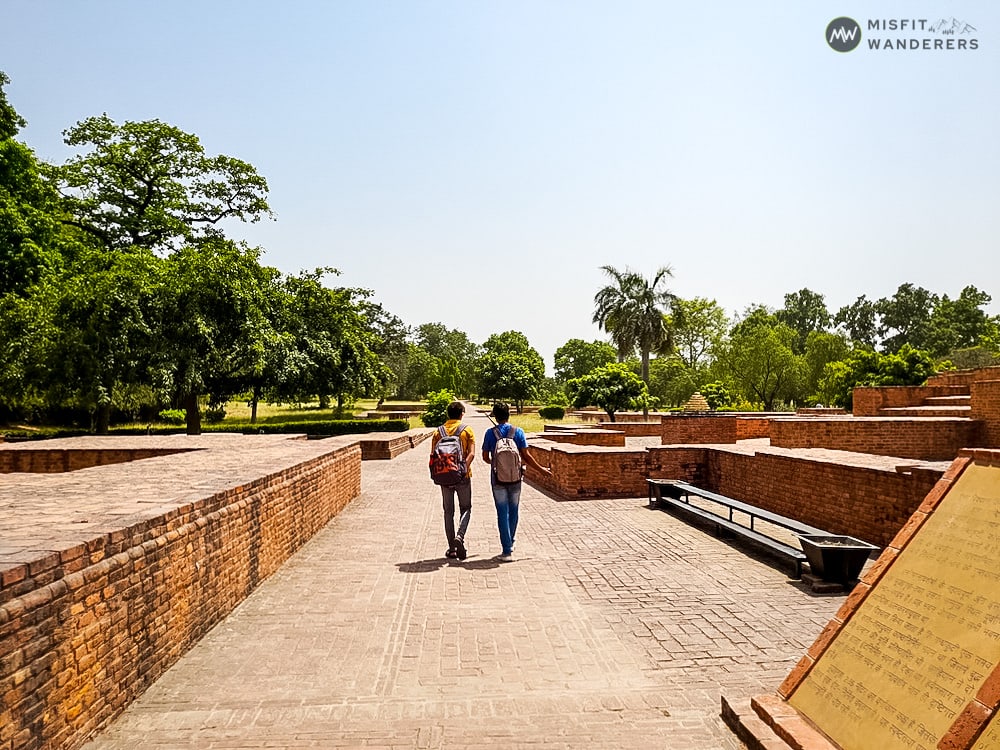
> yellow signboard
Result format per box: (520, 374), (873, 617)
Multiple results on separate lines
(789, 463), (1000, 750)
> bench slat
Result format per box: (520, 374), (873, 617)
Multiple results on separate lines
(654, 480), (827, 537)
(657, 495), (806, 578)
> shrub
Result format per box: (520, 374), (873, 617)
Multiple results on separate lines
(158, 409), (186, 425)
(420, 390), (454, 427)
(204, 408), (227, 423)
(538, 405), (565, 420)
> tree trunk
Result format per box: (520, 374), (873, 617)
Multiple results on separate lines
(250, 384), (260, 424)
(319, 394), (330, 409)
(185, 392), (202, 435)
(95, 402), (111, 435)
(640, 350), (651, 417)
(607, 410), (616, 422)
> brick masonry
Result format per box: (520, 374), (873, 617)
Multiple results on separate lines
(0, 435), (361, 750)
(769, 417), (981, 461)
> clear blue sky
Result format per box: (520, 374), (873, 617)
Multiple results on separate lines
(5, 1), (999, 367)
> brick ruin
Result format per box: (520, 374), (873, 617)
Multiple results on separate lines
(1, 367), (997, 750)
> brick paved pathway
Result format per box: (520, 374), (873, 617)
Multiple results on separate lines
(82, 410), (845, 749)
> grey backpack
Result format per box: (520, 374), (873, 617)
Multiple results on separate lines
(492, 425), (523, 484)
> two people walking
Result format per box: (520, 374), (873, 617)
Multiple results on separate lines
(430, 401), (550, 562)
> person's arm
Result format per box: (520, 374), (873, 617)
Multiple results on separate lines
(462, 428), (475, 468)
(516, 428), (551, 476)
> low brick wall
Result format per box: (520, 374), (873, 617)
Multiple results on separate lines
(358, 428), (433, 459)
(595, 421), (662, 437)
(662, 415), (738, 444)
(525, 441), (648, 499)
(710, 450), (941, 548)
(535, 429), (625, 447)
(0, 436), (362, 750)
(852, 386), (968, 416)
(769, 417), (981, 460)
(0, 447), (196, 473)
(735, 417), (772, 440)
(970, 380), (1000, 448)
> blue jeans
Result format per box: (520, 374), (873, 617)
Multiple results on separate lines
(491, 480), (521, 555)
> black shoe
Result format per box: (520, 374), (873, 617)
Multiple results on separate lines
(454, 538), (467, 560)
(445, 548), (458, 559)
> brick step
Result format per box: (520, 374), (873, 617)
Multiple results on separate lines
(923, 395), (971, 405)
(879, 405), (972, 417)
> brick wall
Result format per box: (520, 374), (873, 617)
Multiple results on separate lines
(537, 430), (625, 447)
(710, 451), (940, 547)
(970, 379), (1000, 447)
(661, 415), (738, 444)
(359, 428), (433, 460)
(735, 417), (771, 440)
(595, 421), (662, 437)
(852, 386), (967, 416)
(0, 441), (361, 750)
(525, 442), (648, 499)
(769, 417), (980, 460)
(531, 441), (942, 548)
(0, 448), (195, 474)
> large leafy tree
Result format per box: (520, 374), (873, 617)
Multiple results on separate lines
(925, 286), (994, 358)
(360, 302), (410, 399)
(716, 307), (804, 410)
(48, 115), (271, 253)
(414, 322), (480, 397)
(476, 330), (545, 413)
(817, 345), (936, 409)
(833, 295), (879, 349)
(30, 247), (161, 432)
(592, 265), (675, 408)
(152, 240), (280, 434)
(670, 297), (728, 371)
(272, 269), (389, 412)
(803, 330), (850, 405)
(877, 283), (938, 353)
(0, 71), (66, 297)
(566, 363), (648, 422)
(777, 288), (831, 354)
(553, 338), (617, 383)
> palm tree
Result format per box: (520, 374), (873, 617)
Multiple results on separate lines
(592, 265), (675, 390)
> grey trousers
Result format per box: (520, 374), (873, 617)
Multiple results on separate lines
(441, 477), (472, 546)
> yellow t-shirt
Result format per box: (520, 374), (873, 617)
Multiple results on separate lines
(431, 419), (475, 478)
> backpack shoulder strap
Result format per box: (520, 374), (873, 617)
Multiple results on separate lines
(438, 425), (448, 438)
(453, 423), (466, 438)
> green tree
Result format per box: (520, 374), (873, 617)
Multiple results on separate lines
(476, 330), (545, 413)
(803, 330), (850, 405)
(877, 283), (938, 353)
(716, 307), (804, 410)
(592, 265), (675, 413)
(49, 115), (271, 252)
(777, 288), (831, 354)
(566, 363), (648, 422)
(647, 355), (698, 408)
(553, 338), (617, 383)
(670, 297), (727, 370)
(152, 240), (280, 434)
(361, 302), (411, 399)
(925, 286), (994, 357)
(415, 323), (480, 397)
(33, 247), (161, 432)
(0, 71), (66, 297)
(834, 295), (879, 349)
(817, 345), (936, 409)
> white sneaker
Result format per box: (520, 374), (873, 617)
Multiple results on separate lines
(496, 554), (513, 562)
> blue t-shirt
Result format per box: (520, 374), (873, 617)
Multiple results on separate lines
(482, 423), (528, 454)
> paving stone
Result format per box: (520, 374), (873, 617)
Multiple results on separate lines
(78, 409), (847, 749)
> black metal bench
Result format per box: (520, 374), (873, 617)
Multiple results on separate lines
(647, 479), (828, 578)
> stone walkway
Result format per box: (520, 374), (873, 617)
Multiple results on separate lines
(81, 410), (845, 749)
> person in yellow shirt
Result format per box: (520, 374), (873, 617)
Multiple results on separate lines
(430, 401), (475, 560)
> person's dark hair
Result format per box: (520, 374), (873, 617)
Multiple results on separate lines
(447, 401), (465, 419)
(491, 402), (510, 422)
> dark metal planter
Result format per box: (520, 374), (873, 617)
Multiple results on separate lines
(798, 535), (879, 584)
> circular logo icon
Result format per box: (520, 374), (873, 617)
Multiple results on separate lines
(826, 17), (861, 52)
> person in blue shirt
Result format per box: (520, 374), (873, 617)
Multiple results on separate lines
(481, 402), (550, 562)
